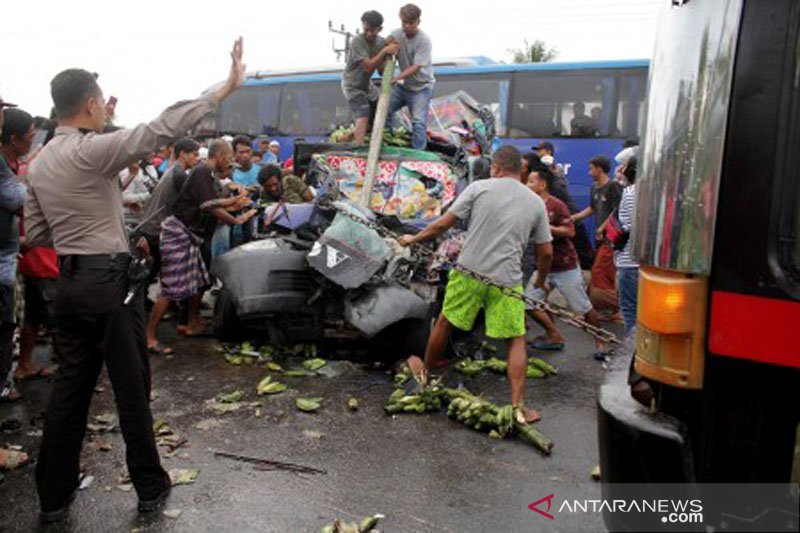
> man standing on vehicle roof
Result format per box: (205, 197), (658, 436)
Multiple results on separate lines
(342, 10), (400, 145)
(398, 146), (553, 423)
(386, 3), (435, 150)
(24, 38), (247, 522)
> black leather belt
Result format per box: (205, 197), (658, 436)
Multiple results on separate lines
(58, 253), (131, 271)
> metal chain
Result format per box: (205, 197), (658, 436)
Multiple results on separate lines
(322, 202), (620, 345)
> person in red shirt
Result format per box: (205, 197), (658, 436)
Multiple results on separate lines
(524, 168), (609, 358)
(1, 108), (60, 380)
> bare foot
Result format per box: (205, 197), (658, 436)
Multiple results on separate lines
(515, 406), (542, 424)
(0, 448), (30, 470)
(406, 355), (427, 380)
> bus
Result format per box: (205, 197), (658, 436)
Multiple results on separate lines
(598, 0), (800, 529)
(203, 57), (649, 242)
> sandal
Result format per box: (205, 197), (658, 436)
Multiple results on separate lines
(528, 335), (565, 351)
(0, 448), (31, 470)
(14, 365), (57, 381)
(147, 343), (174, 356)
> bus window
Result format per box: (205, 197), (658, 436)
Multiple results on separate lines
(219, 85), (281, 136)
(509, 70), (624, 138)
(617, 69), (648, 138)
(433, 75), (510, 136)
(279, 82), (349, 136)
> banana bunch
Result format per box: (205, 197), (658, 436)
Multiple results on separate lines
(441, 388), (554, 454)
(485, 357), (507, 374)
(393, 366), (412, 386)
(447, 396), (512, 435)
(528, 357), (558, 378)
(384, 386), (442, 414)
(382, 127), (411, 147)
(454, 358), (485, 376)
(454, 356), (557, 379)
(329, 124), (356, 143)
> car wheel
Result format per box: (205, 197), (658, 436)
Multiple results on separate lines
(214, 287), (243, 342)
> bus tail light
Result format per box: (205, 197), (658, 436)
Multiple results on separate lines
(635, 266), (709, 389)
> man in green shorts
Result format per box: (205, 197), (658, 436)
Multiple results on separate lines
(398, 145), (553, 422)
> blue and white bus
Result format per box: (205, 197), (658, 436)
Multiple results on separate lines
(204, 57), (648, 235)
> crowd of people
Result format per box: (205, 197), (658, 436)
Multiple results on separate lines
(0, 3), (642, 524)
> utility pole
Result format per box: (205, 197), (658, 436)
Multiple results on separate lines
(361, 57), (396, 208)
(329, 20), (354, 63)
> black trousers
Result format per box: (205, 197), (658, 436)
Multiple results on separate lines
(0, 283), (14, 390)
(36, 263), (166, 511)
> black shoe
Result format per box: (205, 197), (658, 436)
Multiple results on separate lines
(138, 478), (171, 513)
(40, 490), (76, 524)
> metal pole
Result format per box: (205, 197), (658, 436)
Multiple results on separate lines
(360, 56), (395, 207)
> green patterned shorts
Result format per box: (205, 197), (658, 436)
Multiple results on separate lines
(442, 270), (526, 339)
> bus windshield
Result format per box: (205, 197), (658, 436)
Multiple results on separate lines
(633, 0), (743, 275)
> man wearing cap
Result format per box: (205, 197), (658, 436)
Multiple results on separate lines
(24, 39), (246, 522)
(0, 95), (26, 403)
(262, 140), (281, 165)
(533, 141), (596, 270)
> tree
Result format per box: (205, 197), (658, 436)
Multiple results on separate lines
(509, 39), (559, 63)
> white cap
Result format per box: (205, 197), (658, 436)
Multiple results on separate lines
(269, 140), (280, 147)
(614, 146), (638, 166)
(198, 147), (209, 160)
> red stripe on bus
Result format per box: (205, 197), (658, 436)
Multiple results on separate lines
(708, 291), (800, 369)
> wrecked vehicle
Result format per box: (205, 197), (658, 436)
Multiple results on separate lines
(212, 92), (494, 359)
(211, 148), (459, 358)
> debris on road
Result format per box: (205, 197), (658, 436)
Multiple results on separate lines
(321, 513), (384, 533)
(303, 430), (324, 440)
(211, 449), (326, 475)
(155, 424), (187, 455)
(266, 362), (283, 372)
(296, 398), (324, 412)
(347, 397), (359, 411)
(284, 370), (316, 378)
(454, 356), (558, 379)
(216, 390), (244, 403)
(384, 386), (441, 414)
(590, 465), (601, 480)
(302, 358), (327, 371)
(87, 413), (117, 433)
(163, 509), (183, 519)
(195, 418), (225, 431)
(78, 474), (94, 490)
(168, 468), (199, 486)
(256, 376), (287, 395)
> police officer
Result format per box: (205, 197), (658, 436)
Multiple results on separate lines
(24, 38), (246, 523)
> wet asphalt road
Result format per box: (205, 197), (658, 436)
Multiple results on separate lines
(1, 315), (622, 532)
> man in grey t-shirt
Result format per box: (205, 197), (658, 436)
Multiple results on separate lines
(398, 146), (553, 423)
(386, 3), (435, 150)
(341, 10), (398, 145)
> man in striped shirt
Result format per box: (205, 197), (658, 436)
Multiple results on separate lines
(614, 156), (639, 335)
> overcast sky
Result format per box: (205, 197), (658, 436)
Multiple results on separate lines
(0, 0), (662, 125)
